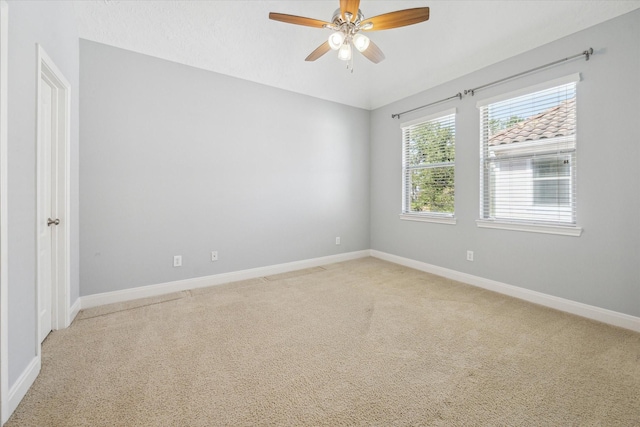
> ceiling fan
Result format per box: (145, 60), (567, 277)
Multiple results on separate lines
(269, 0), (430, 65)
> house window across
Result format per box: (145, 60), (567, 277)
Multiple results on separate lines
(533, 156), (571, 206)
(477, 74), (581, 236)
(401, 109), (456, 224)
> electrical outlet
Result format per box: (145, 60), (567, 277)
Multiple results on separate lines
(211, 251), (218, 261)
(335, 237), (341, 245)
(466, 250), (474, 262)
(173, 255), (182, 267)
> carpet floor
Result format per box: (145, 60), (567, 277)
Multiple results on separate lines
(6, 257), (640, 426)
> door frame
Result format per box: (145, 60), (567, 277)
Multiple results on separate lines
(0, 0), (8, 423)
(35, 44), (71, 352)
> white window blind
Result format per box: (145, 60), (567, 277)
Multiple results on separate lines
(402, 110), (455, 217)
(479, 80), (577, 225)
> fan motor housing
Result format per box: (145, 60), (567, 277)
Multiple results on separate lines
(332, 8), (364, 24)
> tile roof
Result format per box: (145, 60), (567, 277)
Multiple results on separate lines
(489, 98), (576, 146)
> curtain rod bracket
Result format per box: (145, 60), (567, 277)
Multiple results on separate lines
(584, 47), (594, 61)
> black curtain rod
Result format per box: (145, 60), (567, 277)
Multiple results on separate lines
(391, 93), (461, 119)
(392, 47), (593, 119)
(464, 48), (593, 96)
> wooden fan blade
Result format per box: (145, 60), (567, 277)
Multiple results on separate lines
(361, 7), (430, 31)
(360, 39), (385, 63)
(340, 0), (361, 21)
(269, 12), (331, 28)
(305, 41), (332, 61)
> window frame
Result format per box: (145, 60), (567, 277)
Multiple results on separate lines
(400, 108), (457, 225)
(476, 74), (582, 236)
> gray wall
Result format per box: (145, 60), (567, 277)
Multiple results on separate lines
(370, 10), (640, 317)
(7, 0), (80, 385)
(79, 40), (370, 296)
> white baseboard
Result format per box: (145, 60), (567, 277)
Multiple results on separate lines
(371, 250), (640, 333)
(80, 250), (370, 310)
(78, 248), (640, 333)
(68, 298), (80, 325)
(6, 356), (40, 422)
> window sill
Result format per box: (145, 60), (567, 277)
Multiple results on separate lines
(476, 219), (582, 236)
(400, 214), (456, 225)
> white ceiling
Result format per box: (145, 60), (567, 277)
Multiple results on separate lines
(71, 0), (640, 110)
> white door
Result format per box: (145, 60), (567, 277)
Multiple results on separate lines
(37, 78), (54, 343)
(36, 45), (71, 348)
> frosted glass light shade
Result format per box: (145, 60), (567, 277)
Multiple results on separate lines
(338, 42), (352, 61)
(328, 32), (345, 50)
(353, 34), (370, 52)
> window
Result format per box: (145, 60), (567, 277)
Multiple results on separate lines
(533, 156), (570, 206)
(478, 75), (579, 232)
(401, 109), (455, 223)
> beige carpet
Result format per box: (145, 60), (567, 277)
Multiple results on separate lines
(7, 257), (640, 426)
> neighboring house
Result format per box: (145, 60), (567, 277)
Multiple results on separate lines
(487, 98), (576, 224)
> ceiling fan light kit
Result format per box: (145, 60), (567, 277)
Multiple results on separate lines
(353, 33), (370, 52)
(328, 31), (346, 50)
(338, 42), (353, 61)
(269, 0), (430, 70)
